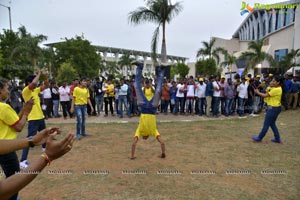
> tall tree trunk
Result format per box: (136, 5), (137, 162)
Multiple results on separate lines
(161, 22), (167, 63)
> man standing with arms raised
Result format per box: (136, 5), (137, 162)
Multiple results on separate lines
(20, 69), (49, 169)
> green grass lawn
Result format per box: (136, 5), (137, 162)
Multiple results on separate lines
(2, 110), (299, 200)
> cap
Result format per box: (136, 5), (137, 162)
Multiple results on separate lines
(221, 75), (225, 79)
(269, 73), (273, 77)
(256, 75), (261, 78)
(199, 78), (204, 82)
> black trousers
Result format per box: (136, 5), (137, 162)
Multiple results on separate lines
(0, 151), (20, 200)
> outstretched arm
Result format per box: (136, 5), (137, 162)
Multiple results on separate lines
(0, 132), (74, 200)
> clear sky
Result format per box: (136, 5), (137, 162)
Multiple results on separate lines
(0, 0), (283, 62)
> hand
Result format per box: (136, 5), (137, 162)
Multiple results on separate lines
(91, 107), (94, 113)
(70, 107), (74, 114)
(23, 98), (34, 115)
(41, 68), (48, 76)
(254, 89), (259, 94)
(35, 69), (41, 76)
(45, 132), (75, 161)
(32, 127), (61, 146)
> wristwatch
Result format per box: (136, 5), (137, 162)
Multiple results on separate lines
(28, 136), (35, 148)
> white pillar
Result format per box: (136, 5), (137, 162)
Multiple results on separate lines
(294, 6), (300, 63)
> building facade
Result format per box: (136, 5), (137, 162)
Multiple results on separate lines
(214, 0), (300, 76)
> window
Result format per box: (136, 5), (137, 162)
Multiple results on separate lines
(274, 49), (288, 62)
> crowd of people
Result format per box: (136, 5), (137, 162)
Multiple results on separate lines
(8, 72), (300, 121)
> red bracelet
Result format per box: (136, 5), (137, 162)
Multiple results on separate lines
(41, 153), (51, 166)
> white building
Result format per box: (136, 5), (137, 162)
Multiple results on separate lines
(213, 0), (300, 76)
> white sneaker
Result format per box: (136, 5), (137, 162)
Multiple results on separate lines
(20, 160), (29, 169)
(42, 148), (46, 152)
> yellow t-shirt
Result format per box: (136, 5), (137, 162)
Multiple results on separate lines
(134, 114), (160, 138)
(0, 102), (19, 140)
(267, 87), (282, 107)
(107, 84), (115, 97)
(22, 86), (44, 120)
(73, 87), (90, 105)
(142, 87), (155, 101)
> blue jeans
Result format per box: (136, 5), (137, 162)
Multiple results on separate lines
(134, 63), (164, 114)
(53, 99), (59, 117)
(175, 97), (184, 114)
(197, 97), (207, 115)
(161, 99), (169, 113)
(21, 119), (46, 161)
(95, 95), (104, 114)
(118, 95), (130, 117)
(75, 105), (87, 136)
(0, 152), (20, 200)
(225, 98), (234, 116)
(212, 96), (220, 116)
(238, 97), (245, 116)
(258, 106), (281, 141)
(185, 98), (194, 114)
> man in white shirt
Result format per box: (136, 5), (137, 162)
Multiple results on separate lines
(59, 82), (72, 119)
(196, 78), (207, 116)
(118, 78), (130, 118)
(175, 80), (185, 115)
(42, 88), (52, 119)
(237, 77), (248, 117)
(212, 76), (221, 117)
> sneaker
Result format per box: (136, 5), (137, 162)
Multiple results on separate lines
(82, 133), (90, 137)
(76, 134), (81, 140)
(42, 148), (46, 152)
(20, 160), (29, 169)
(271, 139), (282, 144)
(251, 136), (262, 142)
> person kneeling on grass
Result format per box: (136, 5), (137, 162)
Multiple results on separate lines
(130, 61), (166, 160)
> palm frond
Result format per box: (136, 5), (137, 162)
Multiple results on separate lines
(151, 25), (160, 63)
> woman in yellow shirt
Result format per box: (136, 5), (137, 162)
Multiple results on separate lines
(251, 75), (283, 143)
(0, 78), (33, 200)
(70, 78), (94, 140)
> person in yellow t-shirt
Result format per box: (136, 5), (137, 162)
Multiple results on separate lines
(142, 79), (155, 100)
(251, 75), (283, 143)
(130, 61), (166, 160)
(103, 79), (115, 117)
(20, 69), (50, 170)
(0, 77), (34, 200)
(70, 77), (94, 140)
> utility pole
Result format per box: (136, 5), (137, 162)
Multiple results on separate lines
(0, 3), (12, 30)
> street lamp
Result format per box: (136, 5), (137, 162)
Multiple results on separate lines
(0, 3), (12, 30)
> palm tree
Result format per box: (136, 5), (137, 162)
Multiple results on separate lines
(11, 26), (47, 67)
(239, 39), (274, 74)
(277, 48), (300, 75)
(196, 38), (224, 63)
(118, 54), (135, 76)
(220, 50), (237, 79)
(128, 0), (183, 63)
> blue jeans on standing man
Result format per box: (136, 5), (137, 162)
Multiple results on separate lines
(21, 119), (46, 162)
(75, 105), (87, 139)
(118, 95), (130, 117)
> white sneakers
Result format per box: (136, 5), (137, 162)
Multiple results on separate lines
(20, 160), (29, 169)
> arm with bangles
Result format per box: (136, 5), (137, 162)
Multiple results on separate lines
(0, 129), (74, 200)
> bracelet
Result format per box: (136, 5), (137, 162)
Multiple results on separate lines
(41, 153), (51, 166)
